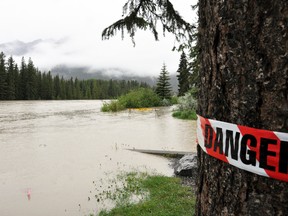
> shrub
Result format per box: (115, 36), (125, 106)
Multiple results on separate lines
(101, 88), (162, 112)
(172, 110), (197, 120)
(172, 89), (198, 120)
(101, 100), (125, 112)
(118, 88), (162, 108)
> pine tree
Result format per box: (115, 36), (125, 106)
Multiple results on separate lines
(155, 63), (171, 100)
(0, 52), (7, 99)
(26, 58), (37, 100)
(6, 56), (17, 99)
(19, 57), (28, 99)
(74, 78), (81, 99)
(53, 75), (61, 99)
(176, 51), (190, 96)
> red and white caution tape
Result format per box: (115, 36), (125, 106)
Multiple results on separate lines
(197, 115), (288, 182)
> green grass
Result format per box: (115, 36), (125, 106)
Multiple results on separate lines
(98, 172), (195, 216)
(172, 110), (197, 120)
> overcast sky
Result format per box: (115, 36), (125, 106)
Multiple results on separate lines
(0, 0), (197, 76)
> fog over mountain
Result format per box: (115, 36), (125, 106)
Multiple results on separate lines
(0, 40), (179, 92)
(50, 65), (179, 93)
(0, 39), (68, 56)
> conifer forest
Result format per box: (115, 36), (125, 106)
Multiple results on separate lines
(0, 52), (150, 100)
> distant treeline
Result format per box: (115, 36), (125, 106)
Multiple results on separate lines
(0, 52), (150, 100)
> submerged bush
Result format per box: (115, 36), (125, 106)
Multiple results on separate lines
(101, 100), (125, 112)
(119, 88), (162, 108)
(101, 88), (162, 112)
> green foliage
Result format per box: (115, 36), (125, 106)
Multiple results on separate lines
(101, 101), (126, 112)
(0, 52), (151, 100)
(176, 88), (198, 111)
(119, 88), (161, 108)
(155, 64), (172, 100)
(101, 88), (162, 112)
(188, 40), (199, 88)
(172, 110), (197, 120)
(102, 0), (195, 49)
(177, 51), (190, 96)
(0, 52), (8, 99)
(172, 88), (198, 120)
(98, 172), (195, 216)
(170, 95), (179, 105)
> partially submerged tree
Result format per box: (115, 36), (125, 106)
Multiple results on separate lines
(103, 0), (288, 214)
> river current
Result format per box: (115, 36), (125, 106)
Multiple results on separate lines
(0, 100), (196, 216)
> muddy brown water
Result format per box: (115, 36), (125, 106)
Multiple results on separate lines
(0, 100), (197, 215)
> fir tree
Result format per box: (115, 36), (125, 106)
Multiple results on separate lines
(155, 63), (171, 100)
(19, 57), (28, 99)
(176, 51), (190, 96)
(6, 56), (17, 99)
(0, 52), (7, 99)
(26, 58), (37, 100)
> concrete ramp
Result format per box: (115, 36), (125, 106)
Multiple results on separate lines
(126, 148), (193, 156)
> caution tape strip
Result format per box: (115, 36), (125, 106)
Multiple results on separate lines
(197, 115), (288, 182)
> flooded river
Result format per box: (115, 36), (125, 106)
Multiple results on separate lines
(0, 100), (196, 216)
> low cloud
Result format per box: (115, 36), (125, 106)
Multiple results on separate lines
(0, 38), (69, 56)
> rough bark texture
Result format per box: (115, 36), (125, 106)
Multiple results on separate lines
(196, 0), (288, 215)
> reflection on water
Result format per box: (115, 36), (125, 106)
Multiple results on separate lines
(0, 100), (196, 216)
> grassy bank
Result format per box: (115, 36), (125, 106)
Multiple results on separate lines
(96, 172), (195, 216)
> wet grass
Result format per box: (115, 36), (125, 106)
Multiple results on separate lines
(172, 110), (197, 120)
(97, 172), (195, 216)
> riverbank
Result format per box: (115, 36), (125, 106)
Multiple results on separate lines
(97, 172), (196, 216)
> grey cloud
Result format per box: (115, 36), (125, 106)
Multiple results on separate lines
(0, 38), (69, 56)
(0, 39), (42, 56)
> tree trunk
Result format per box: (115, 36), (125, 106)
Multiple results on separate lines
(196, 0), (288, 215)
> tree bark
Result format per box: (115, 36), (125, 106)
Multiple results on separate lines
(196, 0), (288, 215)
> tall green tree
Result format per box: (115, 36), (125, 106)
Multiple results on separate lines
(0, 52), (7, 99)
(6, 56), (18, 99)
(19, 57), (28, 99)
(155, 63), (172, 100)
(53, 75), (61, 99)
(176, 51), (190, 96)
(102, 0), (288, 215)
(26, 58), (37, 100)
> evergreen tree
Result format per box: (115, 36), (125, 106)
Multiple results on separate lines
(14, 64), (20, 99)
(53, 75), (61, 99)
(60, 76), (66, 99)
(176, 51), (190, 96)
(74, 78), (81, 99)
(0, 52), (7, 99)
(0, 51), (153, 100)
(26, 58), (37, 100)
(155, 63), (171, 100)
(6, 56), (17, 99)
(19, 57), (28, 99)
(36, 70), (42, 100)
